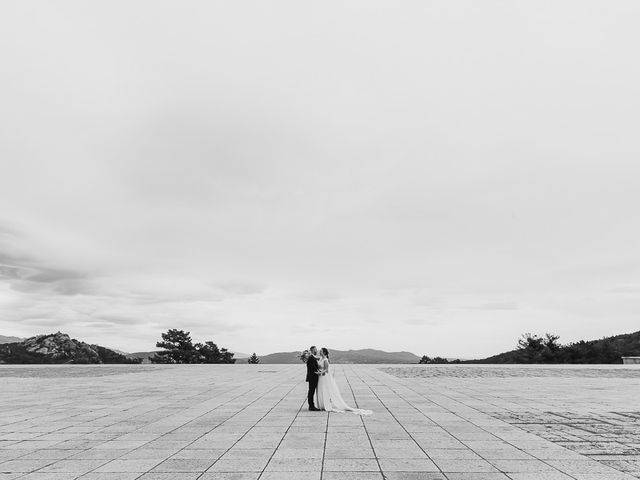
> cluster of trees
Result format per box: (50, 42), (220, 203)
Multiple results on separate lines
(150, 329), (236, 364)
(470, 330), (640, 364)
(513, 332), (630, 364)
(418, 331), (640, 365)
(513, 332), (562, 363)
(418, 355), (461, 364)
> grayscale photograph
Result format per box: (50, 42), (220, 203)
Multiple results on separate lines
(1, 1), (639, 479)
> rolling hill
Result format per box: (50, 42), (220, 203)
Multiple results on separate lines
(259, 348), (420, 364)
(125, 351), (159, 363)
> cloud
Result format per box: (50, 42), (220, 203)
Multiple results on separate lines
(7, 272), (96, 296)
(0, 264), (25, 280)
(92, 314), (141, 326)
(0, 248), (94, 296)
(294, 290), (343, 302)
(608, 285), (640, 294)
(215, 282), (266, 296)
(403, 317), (442, 326)
(19, 317), (69, 327)
(467, 302), (519, 311)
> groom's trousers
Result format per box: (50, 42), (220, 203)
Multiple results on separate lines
(307, 376), (318, 408)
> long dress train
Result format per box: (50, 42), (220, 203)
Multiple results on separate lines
(316, 358), (372, 415)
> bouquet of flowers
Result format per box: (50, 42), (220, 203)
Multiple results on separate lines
(299, 350), (310, 363)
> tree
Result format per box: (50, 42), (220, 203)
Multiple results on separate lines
(516, 333), (544, 362)
(248, 353), (260, 364)
(419, 355), (450, 364)
(195, 341), (236, 364)
(431, 356), (450, 364)
(149, 329), (236, 364)
(514, 332), (563, 363)
(150, 329), (198, 364)
(517, 333), (544, 351)
(544, 333), (561, 352)
(195, 341), (220, 363)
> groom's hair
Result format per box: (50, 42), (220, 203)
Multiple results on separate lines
(310, 345), (316, 351)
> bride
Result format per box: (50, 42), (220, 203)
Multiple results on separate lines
(315, 348), (372, 415)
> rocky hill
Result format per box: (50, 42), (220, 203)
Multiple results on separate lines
(0, 332), (141, 364)
(260, 348), (420, 364)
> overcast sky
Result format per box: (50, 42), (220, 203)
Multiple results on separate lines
(1, 1), (639, 357)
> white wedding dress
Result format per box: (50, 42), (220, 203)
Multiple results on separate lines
(315, 358), (372, 415)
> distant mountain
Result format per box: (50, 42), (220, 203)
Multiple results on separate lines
(109, 348), (130, 356)
(260, 348), (420, 364)
(0, 335), (24, 344)
(467, 330), (640, 364)
(257, 351), (300, 364)
(0, 332), (140, 364)
(232, 351), (250, 359)
(125, 351), (159, 363)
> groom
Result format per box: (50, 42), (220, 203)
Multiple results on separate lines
(306, 346), (320, 411)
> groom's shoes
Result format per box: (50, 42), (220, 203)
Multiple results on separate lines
(308, 407), (321, 411)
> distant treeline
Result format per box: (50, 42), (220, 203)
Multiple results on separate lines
(418, 331), (640, 365)
(419, 356), (461, 364)
(466, 330), (640, 364)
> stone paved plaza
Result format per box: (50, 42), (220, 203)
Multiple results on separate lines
(1, 364), (640, 480)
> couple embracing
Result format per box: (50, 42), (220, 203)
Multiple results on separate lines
(305, 346), (372, 415)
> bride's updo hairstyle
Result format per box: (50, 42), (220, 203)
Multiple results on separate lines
(321, 347), (329, 358)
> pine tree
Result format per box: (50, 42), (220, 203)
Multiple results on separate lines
(195, 341), (236, 364)
(149, 329), (236, 364)
(150, 329), (198, 364)
(248, 352), (260, 364)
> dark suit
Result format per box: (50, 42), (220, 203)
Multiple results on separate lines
(306, 354), (319, 408)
